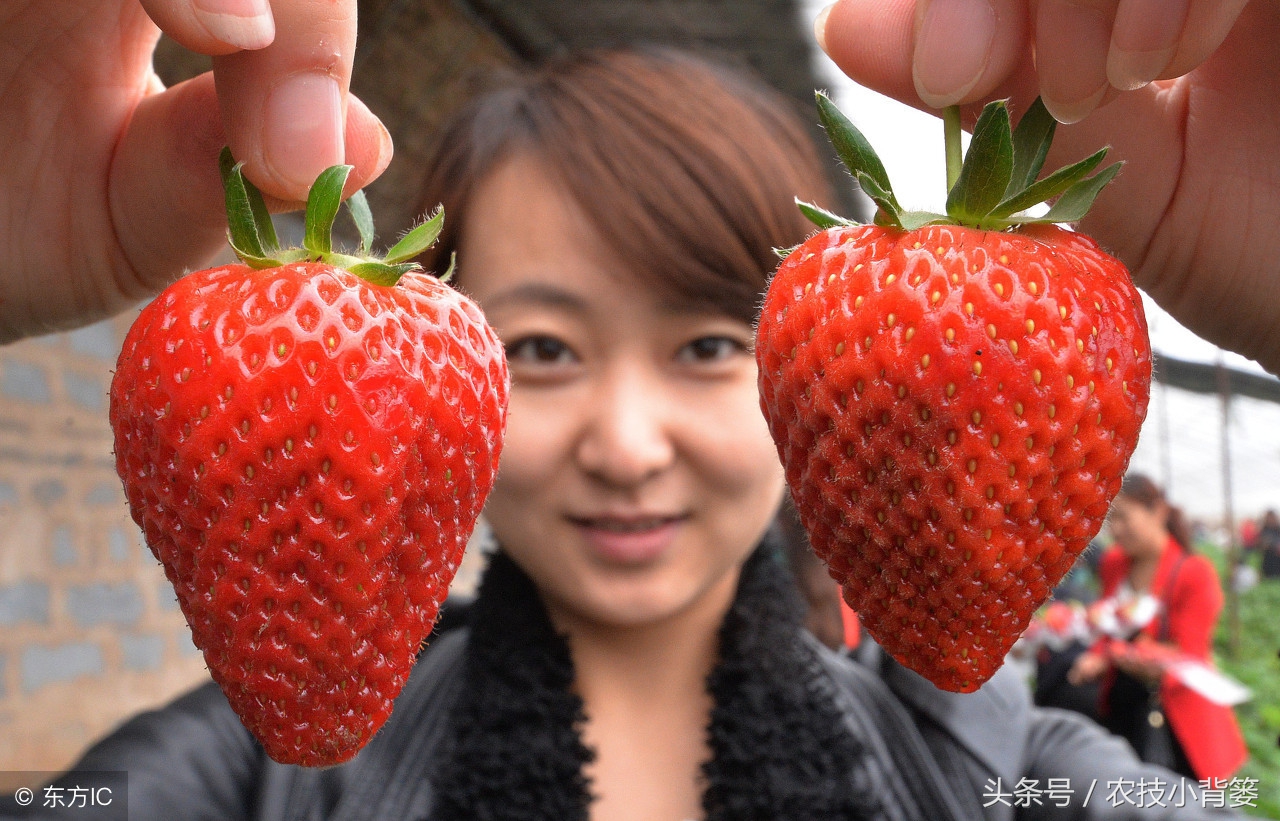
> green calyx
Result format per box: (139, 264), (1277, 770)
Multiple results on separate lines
(800, 93), (1121, 233)
(219, 148), (450, 286)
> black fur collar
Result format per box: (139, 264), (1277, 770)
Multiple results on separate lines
(430, 543), (886, 820)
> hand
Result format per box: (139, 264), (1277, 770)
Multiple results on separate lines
(1109, 641), (1168, 687)
(1066, 650), (1109, 685)
(0, 0), (393, 342)
(815, 0), (1280, 376)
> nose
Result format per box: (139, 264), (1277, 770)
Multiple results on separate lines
(575, 360), (676, 488)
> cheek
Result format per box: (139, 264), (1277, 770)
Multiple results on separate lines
(1139, 511), (1165, 542)
(484, 393), (574, 519)
(688, 384), (786, 520)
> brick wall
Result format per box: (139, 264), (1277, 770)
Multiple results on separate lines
(0, 314), (210, 773)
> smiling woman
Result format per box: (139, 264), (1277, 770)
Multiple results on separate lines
(417, 50), (839, 819)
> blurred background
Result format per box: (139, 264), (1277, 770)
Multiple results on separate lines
(0, 0), (1274, 813)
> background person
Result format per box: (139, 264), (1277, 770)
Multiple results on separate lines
(1253, 510), (1280, 579)
(1069, 474), (1247, 782)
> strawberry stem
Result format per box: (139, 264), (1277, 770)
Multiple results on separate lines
(800, 96), (1121, 233)
(943, 105), (963, 193)
(217, 147), (448, 286)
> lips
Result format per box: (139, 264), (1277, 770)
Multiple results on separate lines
(568, 513), (687, 564)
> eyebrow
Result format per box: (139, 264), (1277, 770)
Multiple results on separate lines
(480, 282), (588, 313)
(481, 279), (741, 324)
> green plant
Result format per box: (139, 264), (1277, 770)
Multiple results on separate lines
(1214, 578), (1280, 818)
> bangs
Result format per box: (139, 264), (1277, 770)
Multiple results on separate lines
(415, 48), (836, 324)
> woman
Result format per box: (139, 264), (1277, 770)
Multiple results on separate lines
(16, 50), (1240, 821)
(1255, 509), (1280, 579)
(1070, 474), (1247, 782)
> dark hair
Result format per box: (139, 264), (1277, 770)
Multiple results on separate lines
(1118, 473), (1194, 552)
(413, 47), (836, 324)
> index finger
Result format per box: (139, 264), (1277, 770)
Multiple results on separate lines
(212, 0), (360, 201)
(139, 0), (276, 55)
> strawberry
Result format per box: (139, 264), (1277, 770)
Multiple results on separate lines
(110, 155), (509, 765)
(756, 97), (1150, 692)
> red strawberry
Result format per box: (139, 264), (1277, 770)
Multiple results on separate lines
(110, 157), (508, 765)
(756, 97), (1150, 692)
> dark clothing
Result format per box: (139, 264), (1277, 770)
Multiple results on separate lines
(1033, 640), (1103, 722)
(1257, 525), (1280, 578)
(3, 546), (1241, 820)
(1104, 669), (1197, 780)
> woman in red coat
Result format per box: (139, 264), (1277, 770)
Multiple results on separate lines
(1069, 474), (1247, 781)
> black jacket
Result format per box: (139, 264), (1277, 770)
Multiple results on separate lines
(1, 543), (1245, 821)
(1, 626), (1241, 820)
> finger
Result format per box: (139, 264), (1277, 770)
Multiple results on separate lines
(109, 72), (231, 296)
(138, 0), (275, 54)
(108, 73), (392, 295)
(817, 0), (1030, 110)
(816, 0), (919, 104)
(212, 0), (361, 200)
(1105, 0), (1188, 90)
(911, 0), (1030, 109)
(1159, 0), (1251, 80)
(1034, 0), (1117, 123)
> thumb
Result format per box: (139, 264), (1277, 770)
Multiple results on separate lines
(816, 0), (1032, 111)
(109, 72), (391, 296)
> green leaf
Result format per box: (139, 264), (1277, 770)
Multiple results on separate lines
(218, 148), (280, 254)
(219, 149), (276, 259)
(438, 252), (457, 284)
(947, 100), (1013, 223)
(323, 252), (366, 270)
(227, 243), (309, 270)
(796, 198), (857, 230)
(856, 172), (904, 229)
(303, 164), (354, 256)
(989, 147), (1109, 220)
(1007, 97), (1056, 194)
(1039, 163), (1122, 223)
(227, 241), (285, 270)
(347, 261), (416, 286)
(345, 190), (376, 255)
(898, 211), (951, 231)
(385, 207), (445, 264)
(815, 91), (900, 217)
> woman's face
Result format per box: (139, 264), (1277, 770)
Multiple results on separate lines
(456, 153), (786, 630)
(1107, 494), (1168, 558)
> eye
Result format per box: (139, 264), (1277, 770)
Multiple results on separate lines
(677, 336), (745, 364)
(506, 335), (575, 366)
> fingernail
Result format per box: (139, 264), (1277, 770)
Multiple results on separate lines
(371, 119), (394, 179)
(814, 3), (834, 53)
(263, 73), (345, 197)
(1107, 0), (1185, 91)
(1106, 46), (1174, 91)
(913, 0), (997, 108)
(1041, 82), (1108, 125)
(193, 0), (275, 50)
(1036, 0), (1111, 123)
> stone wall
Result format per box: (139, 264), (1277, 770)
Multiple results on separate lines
(0, 313), (210, 773)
